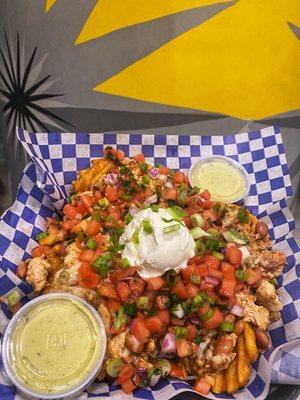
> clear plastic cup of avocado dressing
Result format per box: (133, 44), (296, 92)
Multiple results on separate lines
(2, 293), (106, 399)
(188, 155), (250, 203)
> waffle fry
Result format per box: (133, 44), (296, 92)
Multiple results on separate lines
(244, 323), (258, 362)
(225, 358), (239, 393)
(212, 371), (225, 394)
(237, 334), (251, 386)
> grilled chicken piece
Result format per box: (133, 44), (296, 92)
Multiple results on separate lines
(256, 279), (283, 312)
(26, 256), (51, 292)
(236, 292), (270, 330)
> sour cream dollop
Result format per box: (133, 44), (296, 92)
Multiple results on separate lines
(120, 208), (196, 279)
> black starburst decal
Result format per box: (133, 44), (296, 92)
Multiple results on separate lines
(0, 31), (71, 143)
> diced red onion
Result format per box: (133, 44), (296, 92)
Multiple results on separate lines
(204, 276), (219, 286)
(136, 367), (148, 379)
(145, 193), (157, 204)
(157, 352), (173, 359)
(165, 181), (174, 189)
(159, 174), (167, 182)
(104, 173), (118, 184)
(196, 339), (210, 359)
(161, 333), (176, 354)
(150, 373), (161, 387)
(129, 206), (139, 216)
(231, 304), (244, 317)
(190, 315), (201, 325)
(148, 167), (159, 180)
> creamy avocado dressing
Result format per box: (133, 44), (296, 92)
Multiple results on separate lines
(190, 160), (247, 203)
(8, 297), (102, 395)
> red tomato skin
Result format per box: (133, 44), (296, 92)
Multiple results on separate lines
(188, 255), (203, 265)
(204, 255), (221, 269)
(144, 316), (164, 335)
(131, 317), (150, 344)
(173, 171), (184, 183)
(158, 166), (170, 175)
(163, 188), (178, 200)
(202, 307), (224, 330)
(134, 153), (145, 163)
(118, 364), (134, 385)
(194, 378), (211, 395)
(200, 189), (211, 201)
(186, 283), (200, 298)
(105, 186), (118, 202)
(226, 246), (242, 265)
(107, 205), (121, 221)
(77, 262), (100, 289)
(219, 278), (236, 298)
(63, 204), (79, 219)
(105, 299), (122, 313)
(171, 278), (188, 299)
(170, 363), (185, 378)
(220, 262), (235, 279)
(202, 200), (214, 210)
(157, 310), (170, 325)
(147, 277), (164, 291)
(80, 194), (94, 208)
(121, 380), (135, 394)
(183, 216), (193, 229)
(186, 324), (197, 341)
(116, 282), (132, 302)
(85, 220), (101, 237)
(79, 249), (95, 262)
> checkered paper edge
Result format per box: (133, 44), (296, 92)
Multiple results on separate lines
(0, 126), (298, 400)
(17, 125), (292, 216)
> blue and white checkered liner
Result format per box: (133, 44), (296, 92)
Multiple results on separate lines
(0, 126), (299, 400)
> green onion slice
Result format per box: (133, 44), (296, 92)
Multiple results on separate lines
(220, 321), (234, 332)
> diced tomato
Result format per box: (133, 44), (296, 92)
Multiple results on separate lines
(147, 277), (164, 291)
(118, 364), (134, 385)
(171, 278), (188, 299)
(141, 186), (153, 198)
(145, 316), (164, 334)
(197, 263), (209, 277)
(63, 204), (79, 219)
(76, 203), (88, 215)
(131, 317), (150, 343)
(121, 380), (135, 394)
(181, 264), (199, 283)
(170, 362), (185, 379)
(203, 209), (217, 222)
(183, 216), (192, 229)
(134, 153), (145, 163)
(199, 280), (215, 291)
(220, 262), (235, 279)
(207, 266), (222, 280)
(158, 166), (170, 175)
(202, 307), (224, 330)
(206, 290), (218, 303)
(116, 149), (125, 161)
(198, 302), (211, 318)
(80, 194), (94, 208)
(107, 205), (121, 221)
(204, 254), (221, 269)
(97, 281), (118, 299)
(186, 283), (199, 298)
(77, 262), (100, 289)
(246, 268), (261, 285)
(171, 318), (185, 326)
(84, 220), (101, 236)
(157, 310), (170, 325)
(163, 188), (178, 200)
(202, 200), (214, 210)
(31, 245), (52, 257)
(186, 324), (197, 341)
(194, 378), (211, 395)
(105, 186), (118, 202)
(200, 189), (211, 201)
(105, 298), (122, 313)
(155, 295), (169, 310)
(79, 249), (95, 262)
(93, 191), (101, 201)
(219, 277), (236, 298)
(173, 171), (184, 183)
(188, 255), (203, 266)
(226, 246), (242, 265)
(116, 282), (132, 302)
(61, 219), (79, 230)
(128, 277), (145, 294)
(95, 233), (107, 247)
